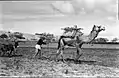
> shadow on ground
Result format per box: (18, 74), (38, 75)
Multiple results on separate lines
(0, 54), (23, 58)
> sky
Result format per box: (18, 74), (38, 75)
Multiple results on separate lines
(0, 0), (118, 40)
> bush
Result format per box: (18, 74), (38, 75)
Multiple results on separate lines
(0, 34), (8, 38)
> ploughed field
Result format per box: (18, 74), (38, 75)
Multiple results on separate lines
(0, 46), (119, 77)
(17, 47), (119, 68)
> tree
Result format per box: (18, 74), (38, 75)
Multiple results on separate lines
(0, 34), (8, 38)
(13, 32), (25, 39)
(93, 38), (109, 43)
(35, 32), (55, 42)
(45, 33), (55, 42)
(111, 38), (119, 42)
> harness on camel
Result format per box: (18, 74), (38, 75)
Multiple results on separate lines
(61, 25), (83, 39)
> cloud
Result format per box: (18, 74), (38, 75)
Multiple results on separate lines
(107, 16), (117, 21)
(1, 1), (117, 36)
(98, 20), (119, 40)
(52, 1), (75, 15)
(52, 0), (117, 16)
(110, 21), (119, 36)
(0, 24), (3, 30)
(2, 1), (54, 15)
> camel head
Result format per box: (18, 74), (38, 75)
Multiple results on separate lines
(93, 25), (105, 33)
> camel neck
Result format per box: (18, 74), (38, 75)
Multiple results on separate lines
(72, 30), (77, 37)
(88, 30), (99, 41)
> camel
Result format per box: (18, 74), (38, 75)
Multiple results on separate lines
(0, 32), (25, 57)
(55, 25), (105, 62)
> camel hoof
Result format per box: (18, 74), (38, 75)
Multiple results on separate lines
(55, 59), (58, 62)
(38, 57), (42, 59)
(75, 53), (83, 60)
(74, 60), (81, 64)
(62, 59), (66, 63)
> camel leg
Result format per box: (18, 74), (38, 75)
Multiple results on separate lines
(1, 48), (5, 56)
(60, 50), (65, 63)
(55, 47), (65, 63)
(13, 49), (16, 55)
(76, 47), (83, 60)
(1, 51), (5, 56)
(75, 43), (83, 60)
(13, 47), (16, 55)
(55, 49), (61, 62)
(8, 48), (14, 57)
(8, 51), (11, 56)
(10, 47), (16, 56)
(2, 50), (6, 56)
(75, 46), (79, 60)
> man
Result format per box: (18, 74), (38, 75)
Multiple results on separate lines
(34, 36), (46, 58)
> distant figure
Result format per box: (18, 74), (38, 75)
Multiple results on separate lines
(33, 37), (46, 58)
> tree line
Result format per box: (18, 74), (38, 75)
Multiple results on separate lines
(0, 31), (118, 43)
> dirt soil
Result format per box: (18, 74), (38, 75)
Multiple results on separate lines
(1, 47), (119, 77)
(0, 56), (119, 77)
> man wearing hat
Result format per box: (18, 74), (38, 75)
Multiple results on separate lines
(34, 36), (46, 58)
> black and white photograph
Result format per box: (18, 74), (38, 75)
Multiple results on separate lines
(0, 0), (119, 77)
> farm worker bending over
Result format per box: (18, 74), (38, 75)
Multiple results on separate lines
(34, 36), (46, 58)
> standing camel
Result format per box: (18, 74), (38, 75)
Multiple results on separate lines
(55, 25), (105, 62)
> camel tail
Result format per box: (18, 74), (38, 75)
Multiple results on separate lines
(57, 36), (64, 49)
(57, 37), (61, 49)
